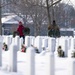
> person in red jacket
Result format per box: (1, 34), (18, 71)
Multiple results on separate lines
(17, 21), (25, 43)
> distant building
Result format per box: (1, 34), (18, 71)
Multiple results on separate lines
(1, 14), (34, 35)
(2, 14), (23, 35)
(60, 28), (74, 37)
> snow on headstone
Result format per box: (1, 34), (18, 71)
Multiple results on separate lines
(68, 38), (75, 57)
(5, 36), (12, 49)
(15, 36), (20, 50)
(54, 38), (59, 53)
(4, 36), (9, 44)
(34, 36), (42, 52)
(48, 38), (56, 52)
(25, 36), (31, 47)
(0, 35), (3, 43)
(26, 47), (35, 75)
(11, 36), (19, 51)
(63, 38), (68, 57)
(19, 37), (23, 51)
(67, 37), (71, 50)
(9, 44), (17, 72)
(3, 35), (6, 43)
(42, 38), (48, 48)
(30, 36), (35, 46)
(70, 38), (75, 50)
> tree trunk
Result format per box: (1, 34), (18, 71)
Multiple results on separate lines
(46, 0), (51, 26)
(23, 16), (27, 26)
(51, 0), (55, 21)
(46, 0), (61, 27)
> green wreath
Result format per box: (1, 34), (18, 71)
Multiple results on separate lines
(23, 27), (30, 35)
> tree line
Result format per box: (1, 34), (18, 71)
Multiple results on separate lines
(1, 0), (75, 36)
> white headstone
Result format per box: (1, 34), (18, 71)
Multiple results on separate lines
(25, 36), (31, 47)
(19, 38), (23, 51)
(45, 52), (55, 75)
(42, 38), (48, 48)
(6, 36), (12, 49)
(48, 38), (56, 52)
(68, 58), (75, 75)
(26, 47), (35, 75)
(30, 36), (35, 46)
(0, 42), (2, 66)
(64, 38), (68, 57)
(70, 38), (75, 50)
(12, 36), (19, 51)
(34, 36), (42, 52)
(9, 44), (17, 72)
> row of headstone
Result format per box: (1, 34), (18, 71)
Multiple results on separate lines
(2, 35), (23, 51)
(0, 36), (3, 67)
(1, 35), (75, 57)
(24, 41), (75, 75)
(25, 36), (74, 57)
(0, 39), (17, 72)
(26, 46), (55, 75)
(25, 36), (56, 52)
(0, 36), (75, 75)
(9, 43), (17, 72)
(0, 38), (55, 74)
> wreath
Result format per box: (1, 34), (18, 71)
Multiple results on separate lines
(23, 27), (30, 35)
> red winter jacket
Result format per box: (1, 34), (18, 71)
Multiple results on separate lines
(17, 25), (25, 36)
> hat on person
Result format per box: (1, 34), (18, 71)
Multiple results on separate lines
(19, 21), (22, 25)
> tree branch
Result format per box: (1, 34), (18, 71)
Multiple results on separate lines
(0, 1), (14, 8)
(49, 0), (62, 7)
(28, 0), (62, 9)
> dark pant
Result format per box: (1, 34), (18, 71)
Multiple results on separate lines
(20, 35), (25, 44)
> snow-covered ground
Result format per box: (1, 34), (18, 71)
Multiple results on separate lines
(0, 35), (74, 75)
(0, 50), (70, 75)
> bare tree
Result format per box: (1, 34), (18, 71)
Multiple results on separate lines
(0, 0), (62, 35)
(55, 3), (75, 28)
(29, 0), (47, 36)
(0, 0), (16, 35)
(45, 0), (62, 27)
(6, 0), (47, 36)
